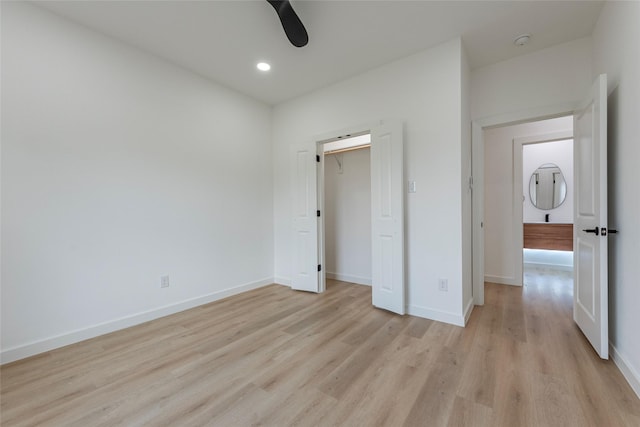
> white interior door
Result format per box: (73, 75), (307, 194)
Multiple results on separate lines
(370, 122), (405, 314)
(573, 74), (608, 359)
(291, 142), (320, 292)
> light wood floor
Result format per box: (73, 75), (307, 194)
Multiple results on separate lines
(2, 276), (639, 426)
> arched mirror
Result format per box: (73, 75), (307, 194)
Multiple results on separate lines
(529, 163), (567, 210)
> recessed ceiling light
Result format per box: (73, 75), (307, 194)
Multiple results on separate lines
(514, 34), (531, 47)
(257, 62), (271, 71)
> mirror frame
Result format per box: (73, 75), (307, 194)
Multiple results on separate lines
(529, 163), (567, 210)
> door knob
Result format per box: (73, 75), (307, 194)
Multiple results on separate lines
(582, 227), (599, 235)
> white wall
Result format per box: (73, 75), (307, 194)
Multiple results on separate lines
(592, 0), (640, 397)
(324, 148), (371, 285)
(483, 117), (573, 285)
(273, 38), (468, 325)
(1, 3), (273, 362)
(471, 37), (593, 120)
(523, 139), (573, 223)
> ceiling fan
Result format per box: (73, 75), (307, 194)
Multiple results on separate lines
(266, 0), (308, 47)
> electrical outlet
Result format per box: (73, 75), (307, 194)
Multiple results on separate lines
(160, 275), (170, 288)
(438, 278), (448, 292)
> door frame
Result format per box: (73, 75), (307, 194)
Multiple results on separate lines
(472, 103), (577, 305)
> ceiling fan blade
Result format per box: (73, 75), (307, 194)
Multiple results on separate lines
(267, 0), (308, 47)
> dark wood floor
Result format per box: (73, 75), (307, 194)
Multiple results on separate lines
(2, 276), (639, 426)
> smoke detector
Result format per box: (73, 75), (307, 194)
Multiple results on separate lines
(514, 34), (531, 47)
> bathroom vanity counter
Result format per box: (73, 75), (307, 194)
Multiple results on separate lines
(523, 223), (573, 251)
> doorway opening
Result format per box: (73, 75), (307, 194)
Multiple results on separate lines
(289, 120), (405, 314)
(482, 115), (574, 292)
(472, 109), (575, 306)
(472, 75), (609, 358)
(520, 133), (575, 295)
(322, 134), (372, 290)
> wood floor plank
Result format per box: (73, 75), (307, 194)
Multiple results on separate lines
(318, 316), (405, 399)
(402, 346), (466, 427)
(405, 316), (433, 339)
(252, 388), (337, 427)
(319, 329), (443, 426)
(455, 333), (497, 408)
(446, 395), (494, 427)
(2, 275), (640, 426)
(530, 372), (588, 427)
(491, 351), (537, 427)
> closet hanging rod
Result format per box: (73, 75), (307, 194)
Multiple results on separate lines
(324, 143), (371, 155)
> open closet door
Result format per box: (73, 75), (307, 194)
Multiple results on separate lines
(290, 142), (320, 293)
(371, 122), (405, 314)
(573, 74), (608, 359)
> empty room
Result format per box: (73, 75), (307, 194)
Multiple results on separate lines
(2, 1), (639, 425)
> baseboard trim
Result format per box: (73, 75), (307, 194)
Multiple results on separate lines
(484, 275), (520, 286)
(326, 272), (371, 286)
(610, 342), (640, 399)
(0, 277), (274, 365)
(523, 261), (573, 272)
(463, 298), (474, 325)
(407, 305), (465, 327)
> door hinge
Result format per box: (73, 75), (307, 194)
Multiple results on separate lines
(317, 264), (322, 272)
(317, 210), (321, 217)
(316, 155), (320, 162)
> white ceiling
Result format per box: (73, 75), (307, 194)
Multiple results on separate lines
(35, 0), (604, 105)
